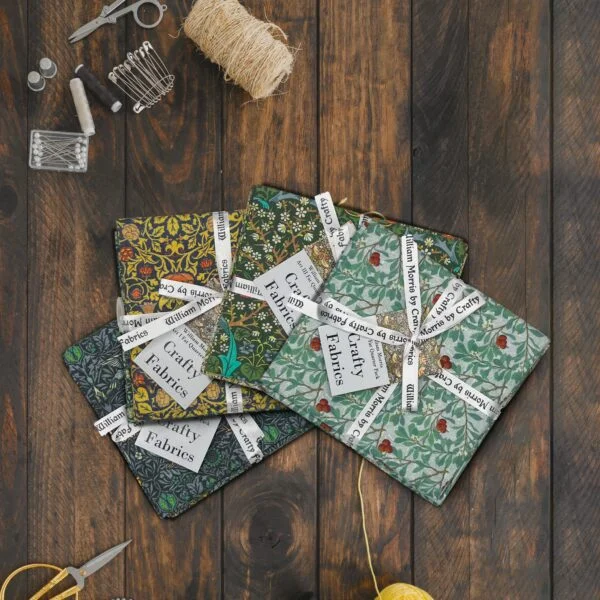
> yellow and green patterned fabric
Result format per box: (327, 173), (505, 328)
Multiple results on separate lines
(114, 212), (283, 422)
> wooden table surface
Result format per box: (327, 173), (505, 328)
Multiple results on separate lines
(1, 0), (598, 598)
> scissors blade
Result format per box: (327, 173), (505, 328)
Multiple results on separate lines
(77, 540), (131, 579)
(69, 17), (107, 43)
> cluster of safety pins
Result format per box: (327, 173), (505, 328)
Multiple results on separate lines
(28, 0), (173, 173)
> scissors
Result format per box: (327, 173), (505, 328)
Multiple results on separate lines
(0, 540), (131, 600)
(69, 0), (167, 43)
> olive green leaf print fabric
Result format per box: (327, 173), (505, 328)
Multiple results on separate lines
(114, 212), (282, 422)
(260, 223), (549, 506)
(204, 185), (469, 389)
(63, 321), (312, 519)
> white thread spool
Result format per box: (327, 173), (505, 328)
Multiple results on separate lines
(27, 71), (46, 92)
(69, 77), (95, 136)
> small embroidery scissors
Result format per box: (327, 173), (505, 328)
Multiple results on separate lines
(69, 0), (167, 43)
(0, 540), (131, 599)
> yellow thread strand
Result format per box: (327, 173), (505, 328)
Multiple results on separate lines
(359, 458), (435, 600)
(359, 458), (382, 599)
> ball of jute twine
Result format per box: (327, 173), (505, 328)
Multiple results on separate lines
(183, 0), (295, 99)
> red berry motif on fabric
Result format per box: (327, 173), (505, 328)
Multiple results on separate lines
(439, 355), (452, 369)
(496, 334), (508, 349)
(118, 246), (134, 262)
(133, 372), (145, 387)
(138, 264), (154, 278)
(369, 251), (381, 267)
(310, 337), (321, 351)
(433, 293), (441, 304)
(166, 272), (194, 283)
(436, 418), (448, 434)
(378, 439), (393, 453)
(200, 257), (213, 269)
(320, 423), (333, 433)
(316, 398), (331, 413)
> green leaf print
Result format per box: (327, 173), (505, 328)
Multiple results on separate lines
(218, 319), (242, 377)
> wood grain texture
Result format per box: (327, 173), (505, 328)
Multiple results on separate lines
(2, 0), (600, 597)
(553, 0), (600, 597)
(124, 2), (223, 598)
(26, 0), (127, 598)
(318, 1), (413, 597)
(221, 2), (319, 598)
(411, 1), (470, 598)
(0, 1), (28, 596)
(468, 1), (551, 598)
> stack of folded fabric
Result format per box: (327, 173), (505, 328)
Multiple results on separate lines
(64, 184), (548, 518)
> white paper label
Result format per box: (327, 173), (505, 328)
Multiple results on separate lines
(341, 383), (398, 448)
(134, 325), (212, 409)
(331, 222), (356, 260)
(320, 324), (389, 395)
(226, 414), (264, 464)
(401, 235), (422, 335)
(119, 312), (167, 333)
(134, 418), (220, 472)
(159, 279), (222, 302)
(315, 191), (342, 257)
(118, 296), (222, 350)
(111, 420), (141, 443)
(287, 294), (410, 346)
(116, 297), (126, 332)
(94, 406), (128, 436)
(230, 276), (265, 301)
(401, 343), (419, 412)
(212, 211), (232, 291)
(225, 383), (244, 414)
(255, 249), (324, 334)
(428, 371), (501, 419)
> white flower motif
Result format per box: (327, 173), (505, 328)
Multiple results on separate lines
(425, 237), (434, 247)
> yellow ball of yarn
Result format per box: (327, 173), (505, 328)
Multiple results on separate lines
(377, 583), (434, 600)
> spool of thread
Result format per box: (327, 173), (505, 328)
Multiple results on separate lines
(183, 0), (295, 100)
(75, 64), (122, 113)
(27, 71), (46, 92)
(39, 57), (57, 78)
(69, 78), (95, 136)
(377, 583), (434, 600)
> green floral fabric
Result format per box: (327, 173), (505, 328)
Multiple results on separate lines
(114, 212), (282, 422)
(260, 223), (550, 506)
(63, 321), (312, 519)
(204, 185), (469, 389)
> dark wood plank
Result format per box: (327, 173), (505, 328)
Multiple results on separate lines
(319, 1), (413, 597)
(27, 1), (127, 597)
(411, 1), (471, 598)
(124, 2), (223, 597)
(221, 1), (318, 598)
(0, 1), (28, 595)
(467, 1), (551, 598)
(553, 1), (600, 597)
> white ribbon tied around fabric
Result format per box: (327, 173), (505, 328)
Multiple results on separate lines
(286, 235), (502, 429)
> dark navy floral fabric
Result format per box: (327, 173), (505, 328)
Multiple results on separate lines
(63, 321), (311, 518)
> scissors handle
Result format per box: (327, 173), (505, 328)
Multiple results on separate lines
(110, 0), (167, 29)
(28, 568), (69, 600)
(48, 584), (82, 600)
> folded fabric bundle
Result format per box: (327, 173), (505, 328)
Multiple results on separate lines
(204, 185), (469, 390)
(260, 222), (550, 506)
(64, 321), (311, 518)
(114, 212), (283, 423)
